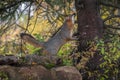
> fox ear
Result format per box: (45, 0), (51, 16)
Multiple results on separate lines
(65, 15), (75, 24)
(65, 12), (76, 20)
(65, 16), (71, 20)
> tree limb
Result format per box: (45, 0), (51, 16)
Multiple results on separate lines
(105, 25), (120, 30)
(0, 0), (34, 13)
(0, 54), (58, 66)
(103, 15), (120, 22)
(100, 1), (120, 9)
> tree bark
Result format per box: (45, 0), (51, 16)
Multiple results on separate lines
(75, 0), (103, 52)
(75, 0), (104, 79)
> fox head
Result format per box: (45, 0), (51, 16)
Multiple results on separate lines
(65, 15), (74, 30)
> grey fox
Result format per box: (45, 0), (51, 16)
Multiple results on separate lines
(20, 16), (76, 56)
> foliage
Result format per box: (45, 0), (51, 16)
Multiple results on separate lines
(97, 35), (120, 80)
(75, 35), (120, 80)
(0, 72), (8, 80)
(58, 42), (74, 66)
(0, 0), (120, 80)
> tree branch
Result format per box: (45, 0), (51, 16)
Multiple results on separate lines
(0, 0), (34, 13)
(100, 1), (120, 9)
(0, 54), (58, 66)
(105, 25), (120, 30)
(0, 1), (22, 13)
(103, 15), (120, 22)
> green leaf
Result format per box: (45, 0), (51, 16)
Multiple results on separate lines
(101, 47), (105, 54)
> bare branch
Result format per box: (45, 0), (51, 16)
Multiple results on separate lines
(0, 0), (34, 13)
(103, 15), (120, 22)
(25, 2), (32, 32)
(100, 1), (120, 9)
(0, 1), (22, 13)
(30, 12), (38, 33)
(105, 25), (120, 30)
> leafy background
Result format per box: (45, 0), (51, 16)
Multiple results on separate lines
(0, 0), (120, 80)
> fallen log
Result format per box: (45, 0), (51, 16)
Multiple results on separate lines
(0, 65), (82, 80)
(0, 54), (59, 67)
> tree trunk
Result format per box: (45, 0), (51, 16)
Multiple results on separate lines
(75, 0), (103, 52)
(75, 0), (104, 79)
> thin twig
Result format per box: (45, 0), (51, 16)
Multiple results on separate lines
(105, 25), (120, 30)
(100, 1), (120, 9)
(103, 15), (120, 22)
(25, 2), (32, 32)
(30, 12), (38, 33)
